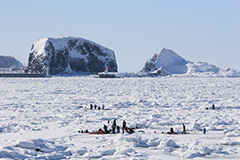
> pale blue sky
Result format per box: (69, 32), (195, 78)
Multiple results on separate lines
(0, 0), (239, 72)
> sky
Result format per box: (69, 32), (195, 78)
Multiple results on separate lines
(0, 0), (239, 72)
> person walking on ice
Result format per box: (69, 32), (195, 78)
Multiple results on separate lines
(182, 124), (186, 134)
(212, 103), (215, 110)
(122, 120), (126, 133)
(112, 119), (117, 134)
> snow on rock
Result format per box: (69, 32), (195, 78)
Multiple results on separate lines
(141, 48), (188, 74)
(142, 48), (240, 77)
(27, 37), (118, 74)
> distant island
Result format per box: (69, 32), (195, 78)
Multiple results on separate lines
(1, 37), (240, 78)
(26, 37), (118, 75)
(0, 55), (24, 73)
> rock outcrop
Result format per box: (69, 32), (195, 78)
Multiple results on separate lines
(27, 37), (118, 74)
(141, 48), (188, 74)
(0, 55), (23, 68)
(141, 48), (240, 77)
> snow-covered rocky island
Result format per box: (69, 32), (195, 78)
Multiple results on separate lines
(26, 37), (240, 78)
(1, 39), (240, 159)
(0, 55), (23, 68)
(0, 55), (26, 75)
(27, 37), (118, 74)
(99, 48), (240, 78)
(141, 48), (240, 77)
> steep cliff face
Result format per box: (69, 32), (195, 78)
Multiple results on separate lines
(142, 48), (240, 77)
(141, 48), (188, 74)
(0, 55), (23, 68)
(27, 37), (118, 74)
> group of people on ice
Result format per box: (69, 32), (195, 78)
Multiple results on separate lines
(165, 104), (216, 134)
(81, 103), (215, 135)
(206, 103), (216, 110)
(100, 119), (134, 134)
(89, 104), (105, 110)
(79, 121), (208, 135)
(79, 119), (135, 134)
(166, 124), (187, 135)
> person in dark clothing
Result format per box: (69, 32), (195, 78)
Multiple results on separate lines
(122, 120), (126, 133)
(117, 126), (120, 133)
(182, 124), (186, 134)
(90, 104), (93, 110)
(112, 119), (116, 134)
(98, 128), (103, 134)
(170, 127), (174, 134)
(203, 128), (206, 134)
(103, 125), (108, 133)
(128, 128), (134, 134)
(212, 104), (215, 110)
(102, 104), (105, 110)
(94, 104), (97, 109)
(98, 106), (101, 110)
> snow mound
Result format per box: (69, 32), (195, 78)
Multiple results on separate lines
(182, 141), (229, 159)
(224, 130), (240, 137)
(82, 147), (116, 159)
(115, 135), (160, 148)
(72, 147), (88, 156)
(158, 139), (180, 153)
(0, 138), (71, 159)
(15, 138), (67, 153)
(186, 62), (240, 77)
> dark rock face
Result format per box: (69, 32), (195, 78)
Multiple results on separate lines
(0, 55), (23, 68)
(141, 53), (158, 73)
(27, 37), (118, 74)
(141, 48), (188, 74)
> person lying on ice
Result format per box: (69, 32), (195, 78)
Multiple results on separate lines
(98, 128), (103, 134)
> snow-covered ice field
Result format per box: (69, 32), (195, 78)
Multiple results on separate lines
(0, 76), (240, 159)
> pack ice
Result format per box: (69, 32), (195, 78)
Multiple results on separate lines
(0, 76), (240, 159)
